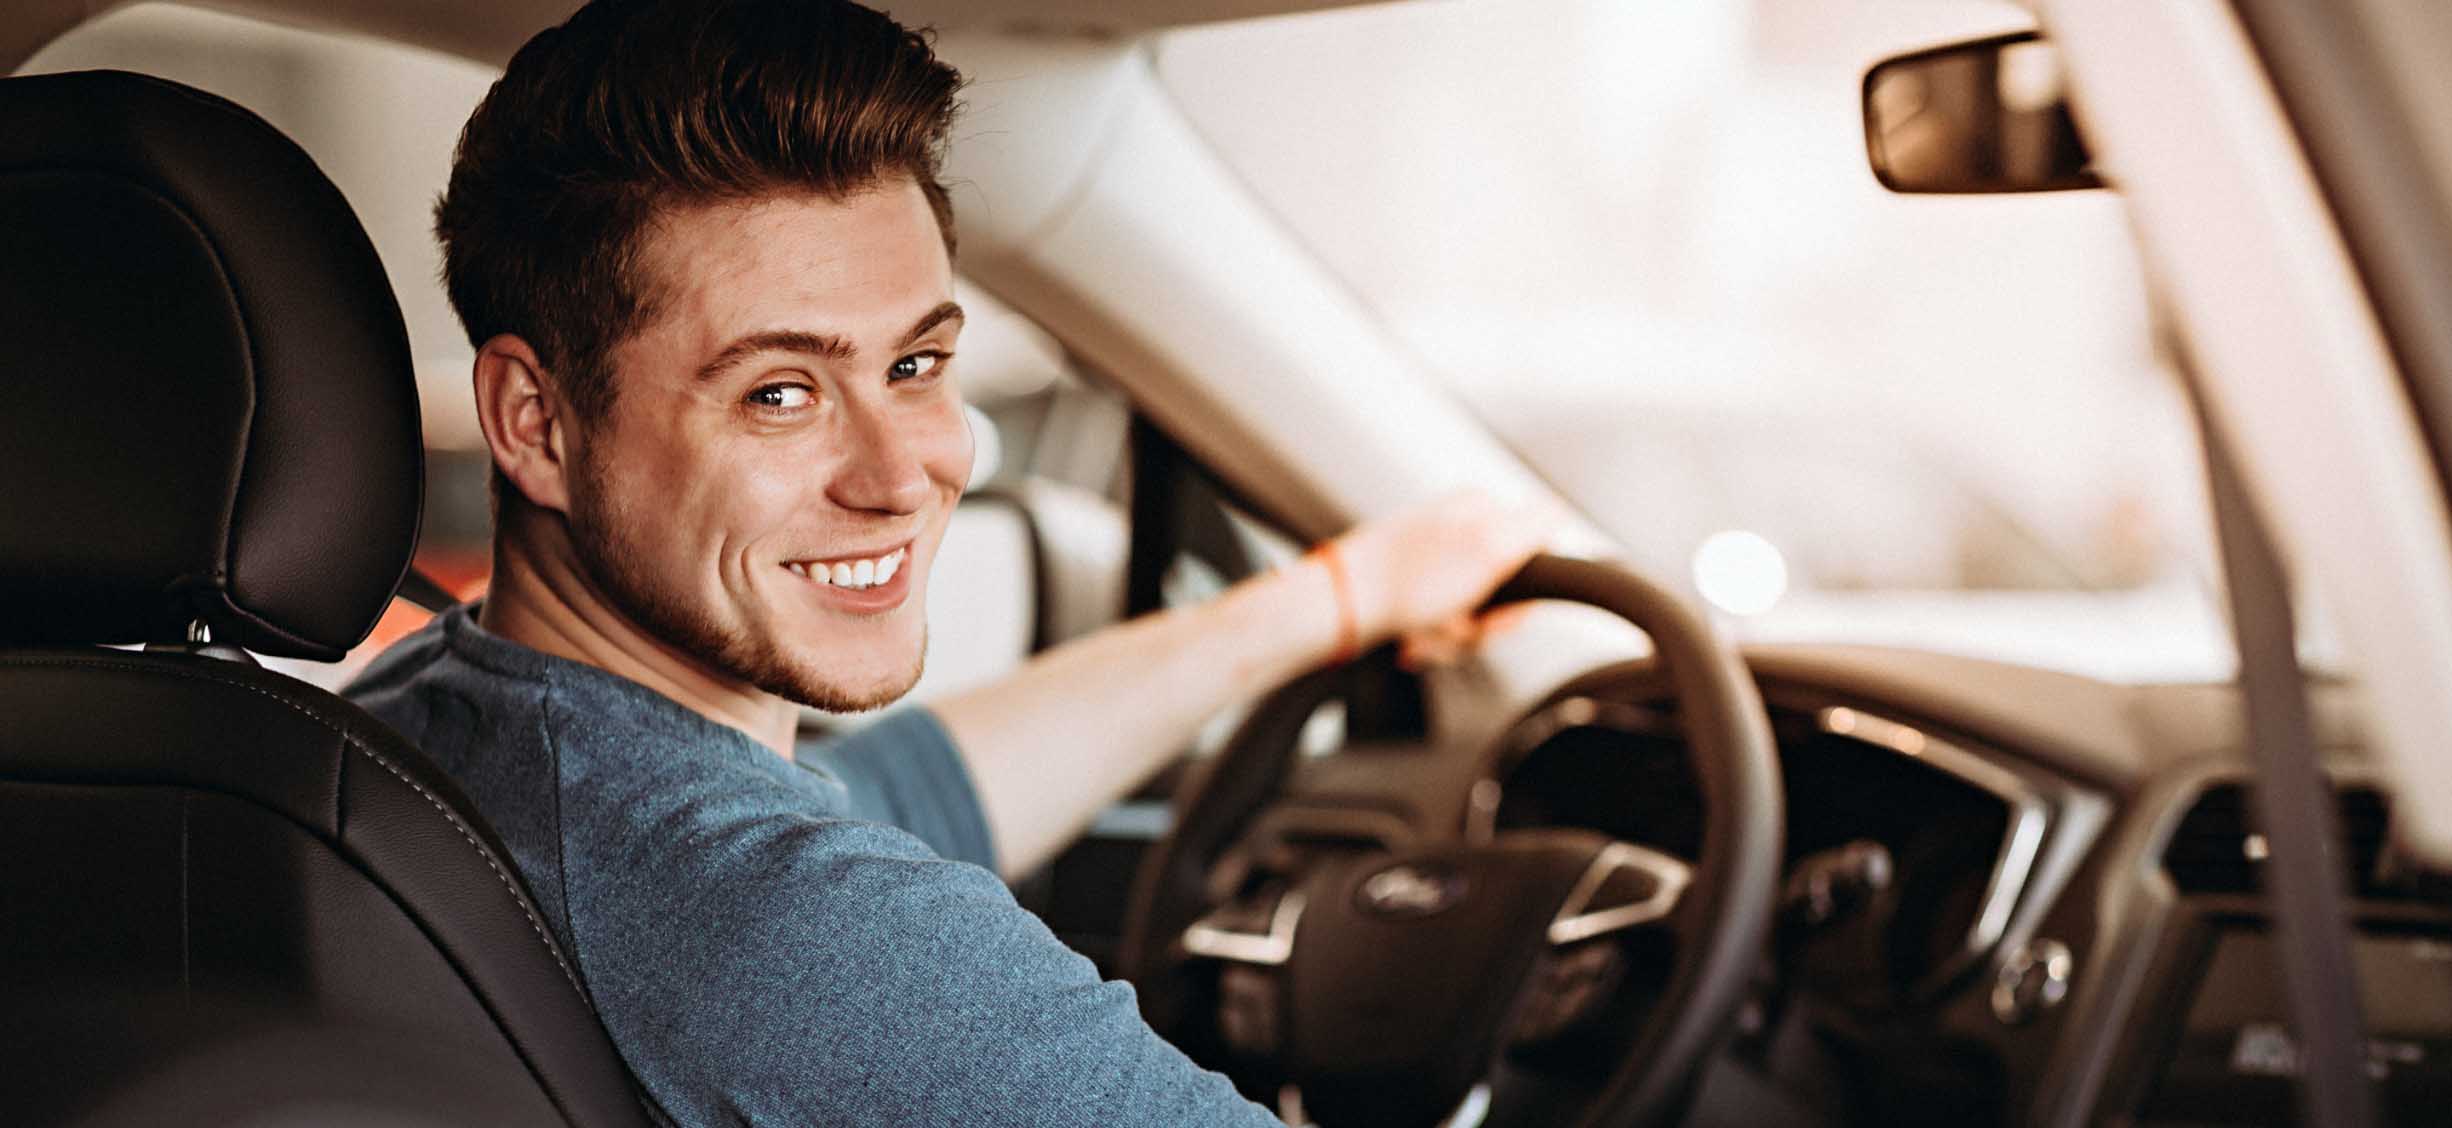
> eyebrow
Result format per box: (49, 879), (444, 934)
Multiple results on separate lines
(692, 300), (966, 385)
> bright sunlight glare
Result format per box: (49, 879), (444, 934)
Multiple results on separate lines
(1693, 528), (1790, 616)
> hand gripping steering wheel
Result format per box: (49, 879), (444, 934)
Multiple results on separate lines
(1119, 554), (1786, 1128)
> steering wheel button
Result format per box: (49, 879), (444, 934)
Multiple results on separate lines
(1591, 865), (1661, 909)
(1547, 842), (1692, 946)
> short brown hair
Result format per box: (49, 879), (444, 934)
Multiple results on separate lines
(435, 0), (963, 421)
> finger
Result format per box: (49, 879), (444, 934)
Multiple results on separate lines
(1396, 620), (1463, 670)
(1396, 631), (1445, 672)
(1470, 603), (1536, 642)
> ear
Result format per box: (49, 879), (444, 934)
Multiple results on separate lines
(472, 334), (575, 515)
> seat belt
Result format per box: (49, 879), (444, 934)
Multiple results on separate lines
(395, 566), (461, 614)
(2200, 402), (2378, 1128)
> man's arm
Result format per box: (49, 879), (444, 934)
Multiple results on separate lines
(935, 492), (1557, 877)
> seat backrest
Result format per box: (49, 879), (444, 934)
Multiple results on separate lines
(0, 69), (651, 1126)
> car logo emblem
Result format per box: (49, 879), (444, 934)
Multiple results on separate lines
(1356, 861), (1468, 919)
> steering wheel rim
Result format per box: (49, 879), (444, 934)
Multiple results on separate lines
(1120, 554), (1786, 1128)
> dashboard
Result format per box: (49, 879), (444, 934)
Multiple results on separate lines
(1194, 641), (2452, 1126)
(1476, 694), (2046, 1007)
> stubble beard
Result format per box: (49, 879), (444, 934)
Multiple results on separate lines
(563, 467), (926, 715)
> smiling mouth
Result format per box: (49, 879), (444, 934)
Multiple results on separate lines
(782, 545), (908, 591)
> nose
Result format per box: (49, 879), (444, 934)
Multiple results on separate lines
(825, 398), (934, 515)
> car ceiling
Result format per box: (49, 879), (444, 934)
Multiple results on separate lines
(4, 0), (1394, 69)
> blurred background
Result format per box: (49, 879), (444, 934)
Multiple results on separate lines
(21, 0), (2241, 685)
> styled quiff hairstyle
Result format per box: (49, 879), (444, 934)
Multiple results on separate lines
(435, 0), (963, 421)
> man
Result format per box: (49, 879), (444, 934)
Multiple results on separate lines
(347, 0), (1554, 1122)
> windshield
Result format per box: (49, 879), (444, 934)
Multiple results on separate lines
(1157, 0), (2237, 683)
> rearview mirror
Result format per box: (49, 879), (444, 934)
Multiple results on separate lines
(1862, 31), (2101, 194)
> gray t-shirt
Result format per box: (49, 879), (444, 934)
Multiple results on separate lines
(345, 604), (1271, 1126)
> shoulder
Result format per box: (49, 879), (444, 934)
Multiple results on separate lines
(799, 708), (998, 869)
(565, 812), (1260, 1124)
(346, 602), (551, 701)
(343, 605), (543, 745)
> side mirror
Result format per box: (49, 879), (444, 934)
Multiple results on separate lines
(1862, 31), (2102, 194)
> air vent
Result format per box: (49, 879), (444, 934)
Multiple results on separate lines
(2163, 783), (2390, 896)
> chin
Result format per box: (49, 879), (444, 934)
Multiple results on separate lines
(770, 647), (924, 715)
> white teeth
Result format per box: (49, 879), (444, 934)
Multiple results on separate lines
(787, 547), (905, 590)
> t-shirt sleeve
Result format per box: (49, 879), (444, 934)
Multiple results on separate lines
(802, 707), (998, 872)
(567, 808), (1277, 1127)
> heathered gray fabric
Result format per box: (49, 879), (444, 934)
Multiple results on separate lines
(345, 604), (1273, 1126)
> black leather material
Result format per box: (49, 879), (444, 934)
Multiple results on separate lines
(0, 70), (653, 1126)
(0, 649), (654, 1127)
(0, 70), (422, 660)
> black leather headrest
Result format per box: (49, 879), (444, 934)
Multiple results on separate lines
(0, 71), (422, 660)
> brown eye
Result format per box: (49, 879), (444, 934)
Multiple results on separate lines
(748, 383), (815, 409)
(890, 352), (947, 382)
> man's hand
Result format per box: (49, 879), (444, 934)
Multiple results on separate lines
(1327, 490), (1567, 667)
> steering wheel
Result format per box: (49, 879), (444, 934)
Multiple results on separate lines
(1119, 554), (1785, 1128)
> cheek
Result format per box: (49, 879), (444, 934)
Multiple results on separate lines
(721, 446), (825, 535)
(587, 405), (705, 502)
(614, 425), (801, 555)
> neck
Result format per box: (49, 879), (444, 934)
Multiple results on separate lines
(478, 507), (799, 758)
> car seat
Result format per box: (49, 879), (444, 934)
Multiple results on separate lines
(0, 69), (654, 1126)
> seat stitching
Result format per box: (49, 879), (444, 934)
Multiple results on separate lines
(348, 736), (586, 994)
(0, 654), (585, 996)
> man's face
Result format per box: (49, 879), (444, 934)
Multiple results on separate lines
(563, 179), (971, 711)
